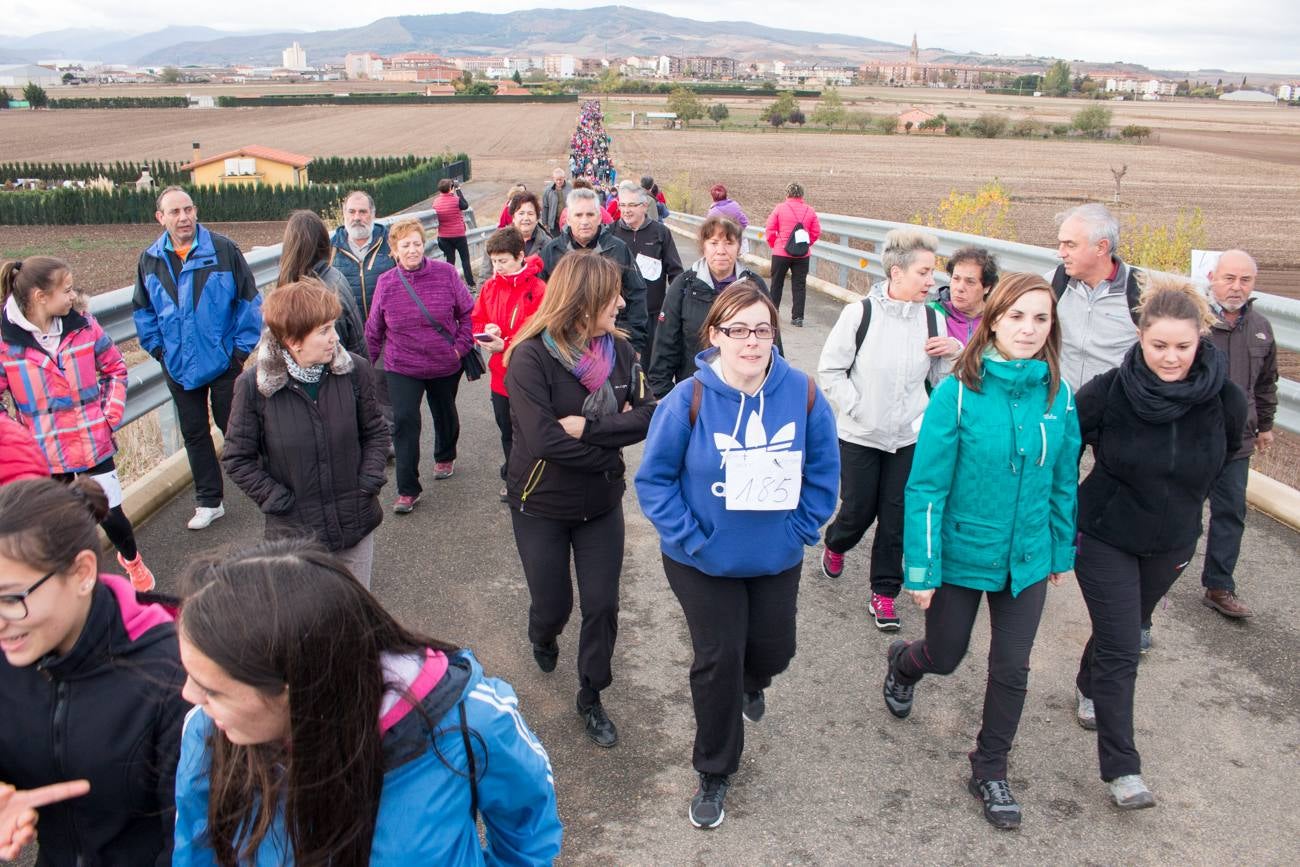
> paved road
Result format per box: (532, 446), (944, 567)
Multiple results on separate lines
(128, 262), (1299, 865)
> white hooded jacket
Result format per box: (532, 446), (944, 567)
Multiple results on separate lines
(817, 281), (952, 452)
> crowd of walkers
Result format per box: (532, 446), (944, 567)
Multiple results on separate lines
(0, 145), (1282, 860)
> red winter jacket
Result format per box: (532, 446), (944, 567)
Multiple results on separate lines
(765, 197), (822, 258)
(471, 256), (547, 396)
(0, 413), (49, 484)
(433, 191), (468, 238)
(0, 307), (128, 474)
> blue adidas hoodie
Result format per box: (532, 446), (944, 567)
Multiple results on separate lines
(635, 347), (840, 578)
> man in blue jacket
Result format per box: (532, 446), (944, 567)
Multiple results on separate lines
(133, 186), (262, 530)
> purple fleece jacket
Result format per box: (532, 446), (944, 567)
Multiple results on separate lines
(706, 198), (749, 231)
(366, 257), (475, 379)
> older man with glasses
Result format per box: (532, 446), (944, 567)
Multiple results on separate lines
(610, 180), (683, 362)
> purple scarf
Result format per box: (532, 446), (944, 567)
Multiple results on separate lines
(542, 330), (619, 417)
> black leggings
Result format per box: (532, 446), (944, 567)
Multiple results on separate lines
(437, 236), (475, 288)
(510, 505), (624, 706)
(53, 457), (138, 560)
(769, 255), (810, 320)
(894, 580), (1048, 780)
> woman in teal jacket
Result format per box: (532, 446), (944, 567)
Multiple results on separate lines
(883, 273), (1080, 831)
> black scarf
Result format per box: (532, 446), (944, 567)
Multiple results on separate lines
(1117, 338), (1225, 424)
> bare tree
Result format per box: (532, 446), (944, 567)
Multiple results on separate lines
(1110, 164), (1128, 203)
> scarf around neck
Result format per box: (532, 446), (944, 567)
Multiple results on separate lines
(1117, 338), (1225, 424)
(282, 349), (326, 384)
(542, 330), (618, 418)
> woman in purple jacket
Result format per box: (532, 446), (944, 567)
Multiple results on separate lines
(706, 185), (751, 257)
(365, 219), (475, 514)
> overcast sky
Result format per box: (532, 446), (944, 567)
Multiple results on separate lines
(9, 0), (1299, 75)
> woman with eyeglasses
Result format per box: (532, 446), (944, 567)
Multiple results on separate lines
(635, 281), (839, 829)
(0, 477), (188, 866)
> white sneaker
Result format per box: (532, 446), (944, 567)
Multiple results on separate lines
(1076, 687), (1097, 730)
(1108, 774), (1156, 809)
(188, 504), (225, 530)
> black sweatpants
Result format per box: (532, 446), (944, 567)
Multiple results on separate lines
(490, 391), (512, 480)
(53, 456), (137, 561)
(511, 505), (625, 706)
(387, 370), (461, 496)
(1074, 533), (1195, 781)
(894, 579), (1048, 780)
(1202, 456), (1250, 592)
(437, 235), (476, 288)
(663, 555), (801, 777)
(823, 440), (914, 597)
(164, 364), (238, 507)
(769, 255), (810, 321)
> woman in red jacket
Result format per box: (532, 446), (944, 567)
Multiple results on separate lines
(431, 178), (476, 289)
(764, 183), (822, 327)
(471, 227), (547, 499)
(0, 258), (154, 591)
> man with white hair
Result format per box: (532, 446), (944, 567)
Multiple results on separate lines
(539, 187), (649, 353)
(1200, 249), (1277, 620)
(329, 190), (395, 320)
(609, 180), (682, 360)
(1047, 204), (1142, 390)
(540, 167), (568, 237)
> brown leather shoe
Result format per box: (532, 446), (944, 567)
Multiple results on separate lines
(1202, 588), (1253, 618)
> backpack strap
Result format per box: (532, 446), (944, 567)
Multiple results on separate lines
(806, 374), (817, 414)
(458, 702), (479, 821)
(1125, 267), (1142, 325)
(848, 298), (872, 375)
(1050, 264), (1068, 299)
(925, 305), (938, 339)
(689, 378), (703, 426)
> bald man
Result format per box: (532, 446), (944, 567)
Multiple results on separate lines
(1201, 249), (1277, 619)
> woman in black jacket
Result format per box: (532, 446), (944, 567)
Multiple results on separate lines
(0, 477), (188, 866)
(503, 252), (655, 749)
(222, 280), (391, 587)
(648, 215), (769, 398)
(1072, 277), (1246, 810)
(277, 210), (368, 356)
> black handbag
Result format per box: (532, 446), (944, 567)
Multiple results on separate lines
(395, 268), (485, 381)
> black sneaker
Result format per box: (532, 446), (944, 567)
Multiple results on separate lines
(967, 776), (1022, 830)
(532, 640), (559, 673)
(689, 773), (730, 829)
(742, 690), (765, 723)
(791, 318), (804, 327)
(577, 696), (618, 748)
(883, 639), (915, 719)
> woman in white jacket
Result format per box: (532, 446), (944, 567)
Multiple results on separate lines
(816, 228), (960, 630)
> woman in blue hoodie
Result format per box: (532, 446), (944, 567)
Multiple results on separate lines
(171, 538), (562, 866)
(886, 273), (1081, 831)
(636, 281), (839, 830)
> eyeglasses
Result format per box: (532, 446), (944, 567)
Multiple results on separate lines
(0, 569), (59, 622)
(716, 324), (776, 341)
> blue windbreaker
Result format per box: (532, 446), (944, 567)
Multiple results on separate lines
(132, 226), (262, 390)
(635, 348), (840, 578)
(172, 649), (562, 866)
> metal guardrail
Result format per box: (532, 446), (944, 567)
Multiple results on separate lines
(95, 208), (491, 434)
(668, 211), (1300, 436)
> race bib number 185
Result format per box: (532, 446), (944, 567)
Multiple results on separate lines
(724, 450), (802, 511)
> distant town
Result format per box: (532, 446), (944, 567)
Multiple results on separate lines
(2, 33), (1296, 104)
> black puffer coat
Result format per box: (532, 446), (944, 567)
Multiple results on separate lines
(222, 335), (390, 551)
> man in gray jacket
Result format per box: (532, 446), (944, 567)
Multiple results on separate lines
(1201, 249), (1277, 619)
(540, 167), (568, 236)
(1047, 204), (1142, 390)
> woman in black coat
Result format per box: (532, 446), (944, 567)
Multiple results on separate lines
(222, 280), (390, 587)
(1072, 277), (1246, 810)
(503, 252), (655, 749)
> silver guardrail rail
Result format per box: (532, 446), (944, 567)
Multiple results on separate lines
(94, 208), (492, 444)
(668, 211), (1300, 437)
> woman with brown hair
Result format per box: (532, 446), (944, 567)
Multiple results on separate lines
(1071, 277), (1246, 810)
(222, 280), (389, 587)
(503, 253), (656, 749)
(171, 538), (562, 865)
(277, 210), (367, 355)
(635, 281), (839, 829)
(885, 273), (1081, 830)
(432, 177), (475, 288)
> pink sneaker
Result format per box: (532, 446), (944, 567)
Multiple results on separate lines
(434, 461), (455, 479)
(821, 548), (845, 579)
(869, 593), (901, 631)
(117, 552), (156, 593)
(394, 494), (421, 514)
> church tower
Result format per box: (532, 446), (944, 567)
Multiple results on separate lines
(910, 33), (919, 65)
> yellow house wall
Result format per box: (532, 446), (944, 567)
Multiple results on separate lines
(189, 159), (308, 187)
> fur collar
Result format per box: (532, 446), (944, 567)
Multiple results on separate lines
(255, 331), (354, 396)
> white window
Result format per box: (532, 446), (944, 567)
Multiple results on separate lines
(224, 158), (240, 175)
(238, 158), (256, 175)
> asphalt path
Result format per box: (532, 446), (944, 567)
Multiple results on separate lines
(125, 257), (1300, 865)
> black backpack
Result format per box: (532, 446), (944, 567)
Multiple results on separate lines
(1051, 264), (1142, 324)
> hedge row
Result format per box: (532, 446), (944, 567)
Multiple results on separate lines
(308, 155), (425, 183)
(215, 93), (577, 106)
(50, 96), (189, 109)
(1, 160), (187, 185)
(0, 156), (470, 225)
